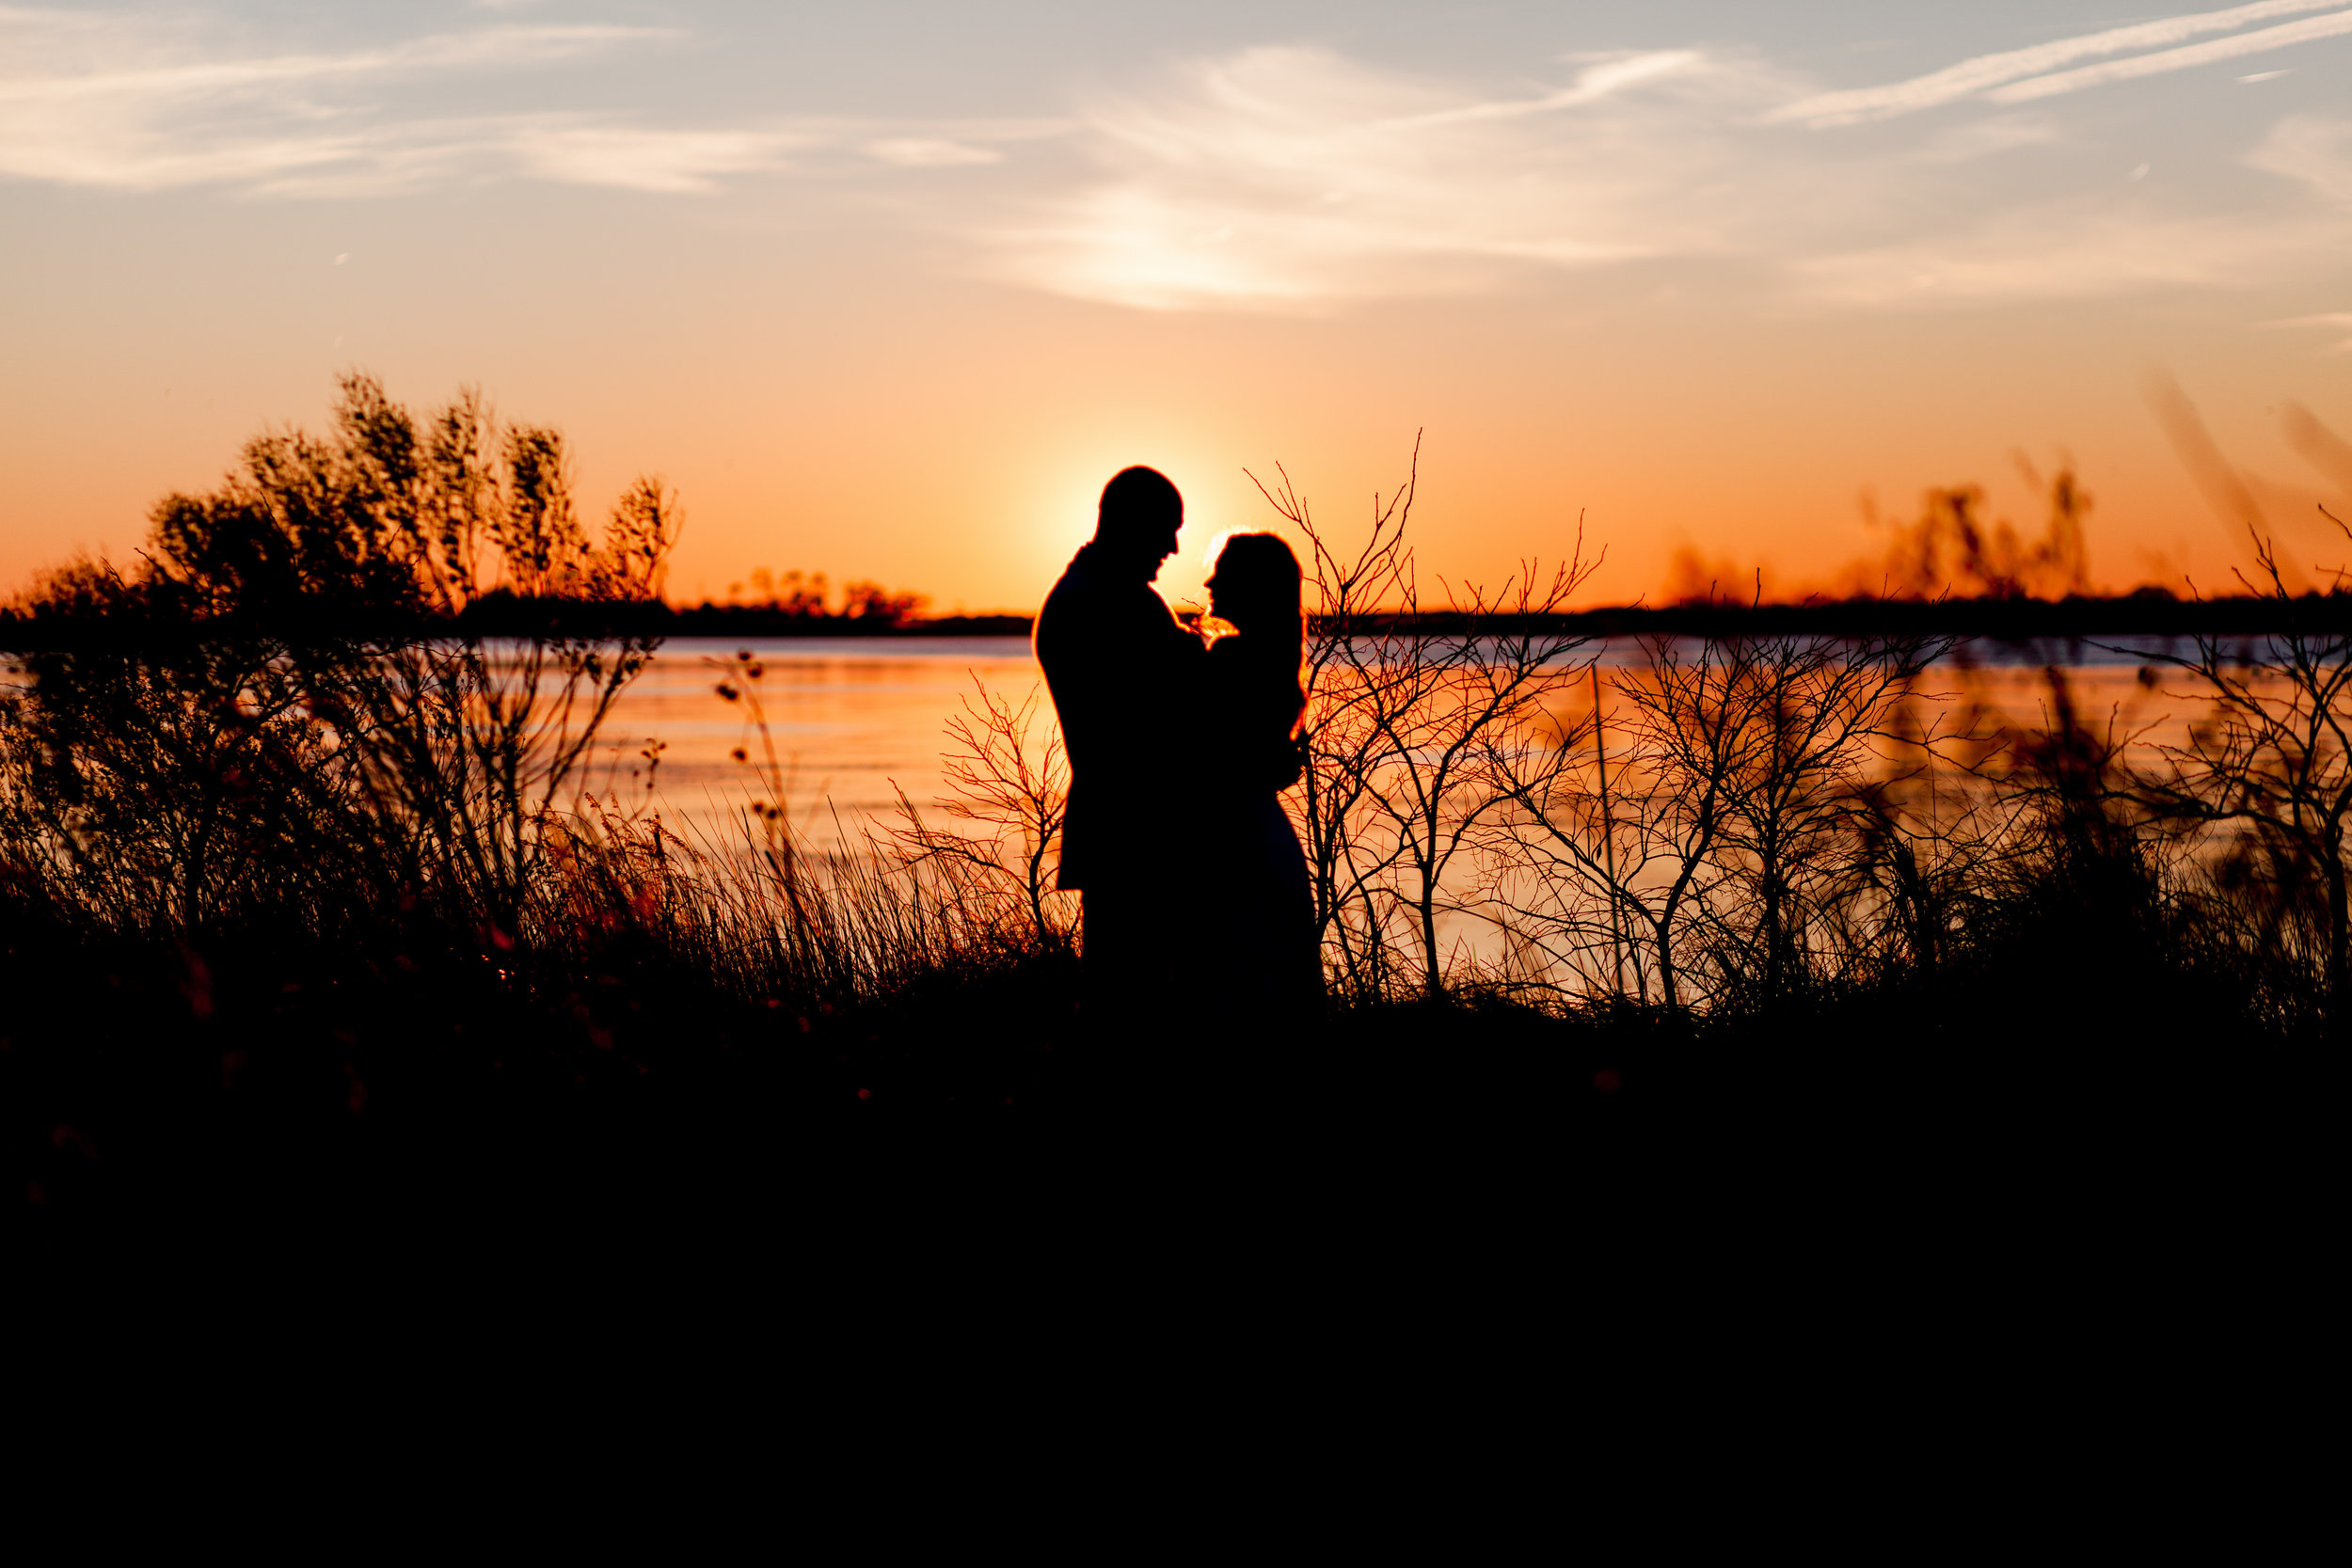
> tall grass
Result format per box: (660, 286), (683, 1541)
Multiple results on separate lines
(0, 368), (951, 1006)
(1247, 451), (2344, 1040)
(5, 406), (2341, 1036)
(1, 396), (2342, 1221)
(0, 379), (1082, 1216)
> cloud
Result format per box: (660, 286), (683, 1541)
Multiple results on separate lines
(0, 8), (818, 194)
(1792, 205), (2336, 306)
(0, 8), (1075, 197)
(0, 18), (662, 112)
(2263, 311), (2352, 353)
(1988, 7), (2352, 103)
(1378, 49), (1707, 129)
(981, 46), (1804, 311)
(1770, 0), (2349, 125)
(0, 108), (805, 198)
(866, 137), (1003, 168)
(496, 121), (804, 194)
(2247, 114), (2352, 201)
(0, 9), (695, 190)
(6, 8), (2351, 322)
(1910, 114), (2063, 165)
(971, 40), (2352, 315)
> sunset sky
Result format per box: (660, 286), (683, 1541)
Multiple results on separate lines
(5, 1), (2350, 612)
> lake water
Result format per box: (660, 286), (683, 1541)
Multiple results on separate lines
(591, 637), (1048, 847)
(597, 633), (2221, 849)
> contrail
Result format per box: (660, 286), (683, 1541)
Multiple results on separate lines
(1991, 8), (2352, 101)
(1771, 0), (2347, 126)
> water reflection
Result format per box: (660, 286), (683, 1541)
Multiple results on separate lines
(588, 637), (1044, 845)
(596, 636), (2235, 851)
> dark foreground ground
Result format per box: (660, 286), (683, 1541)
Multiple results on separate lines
(9, 911), (2335, 1480)
(6, 888), (2328, 1280)
(10, 913), (2321, 1543)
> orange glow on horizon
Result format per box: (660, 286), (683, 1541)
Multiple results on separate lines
(6, 9), (2351, 616)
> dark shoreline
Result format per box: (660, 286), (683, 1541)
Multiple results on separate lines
(9, 592), (2352, 653)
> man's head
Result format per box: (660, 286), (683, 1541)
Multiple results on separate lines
(1094, 466), (1183, 581)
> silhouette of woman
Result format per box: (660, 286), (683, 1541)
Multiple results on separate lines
(1196, 532), (1322, 1020)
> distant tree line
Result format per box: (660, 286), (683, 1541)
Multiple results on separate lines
(13, 577), (2347, 652)
(1298, 590), (2352, 644)
(0, 590), (1034, 650)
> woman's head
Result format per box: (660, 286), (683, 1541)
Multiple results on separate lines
(1206, 532), (1304, 640)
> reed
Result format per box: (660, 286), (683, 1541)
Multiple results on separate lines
(1, 394), (2339, 1223)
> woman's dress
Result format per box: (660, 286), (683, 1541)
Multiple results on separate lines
(1197, 634), (1322, 1019)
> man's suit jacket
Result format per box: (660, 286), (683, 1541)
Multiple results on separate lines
(1034, 543), (1201, 891)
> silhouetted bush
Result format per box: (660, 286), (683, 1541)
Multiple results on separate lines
(1, 405), (2337, 1229)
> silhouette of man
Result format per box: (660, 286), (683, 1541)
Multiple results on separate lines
(1034, 467), (1202, 1022)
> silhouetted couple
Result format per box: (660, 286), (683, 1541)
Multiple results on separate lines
(1034, 467), (1321, 1057)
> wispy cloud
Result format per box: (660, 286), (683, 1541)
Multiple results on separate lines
(0, 23), (656, 108)
(983, 46), (1803, 311)
(7, 8), (2350, 320)
(0, 9), (665, 105)
(974, 39), (2352, 314)
(1989, 7), (2352, 103)
(449, 120), (804, 197)
(1791, 206), (2334, 306)
(0, 8), (1076, 196)
(1771, 0), (2349, 125)
(2247, 113), (2352, 200)
(866, 137), (1004, 168)
(2263, 310), (2352, 352)
(1377, 50), (1706, 129)
(0, 8), (741, 192)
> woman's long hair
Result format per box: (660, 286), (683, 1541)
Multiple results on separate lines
(1210, 531), (1307, 728)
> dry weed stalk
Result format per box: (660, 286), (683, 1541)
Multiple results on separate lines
(2124, 508), (2352, 1023)
(883, 676), (1074, 942)
(1249, 436), (1603, 999)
